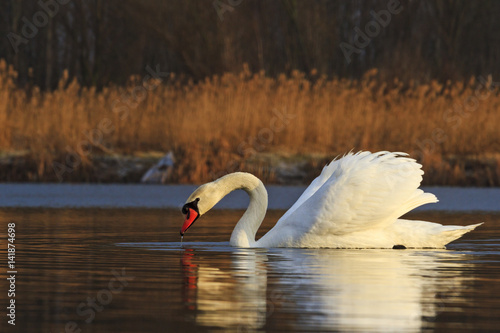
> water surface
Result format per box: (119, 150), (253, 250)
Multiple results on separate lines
(0, 209), (499, 332)
(0, 184), (499, 211)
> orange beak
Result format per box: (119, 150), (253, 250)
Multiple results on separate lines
(180, 208), (199, 236)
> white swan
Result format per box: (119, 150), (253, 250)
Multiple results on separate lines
(180, 151), (482, 248)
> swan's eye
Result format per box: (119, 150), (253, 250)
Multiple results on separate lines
(182, 198), (200, 215)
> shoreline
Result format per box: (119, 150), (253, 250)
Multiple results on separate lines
(1, 151), (500, 187)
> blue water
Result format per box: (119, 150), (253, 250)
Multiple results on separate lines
(0, 184), (499, 211)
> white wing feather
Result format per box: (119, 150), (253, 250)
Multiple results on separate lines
(273, 151), (438, 237)
(276, 154), (344, 223)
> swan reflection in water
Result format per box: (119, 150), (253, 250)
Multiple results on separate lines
(180, 247), (474, 332)
(181, 247), (268, 329)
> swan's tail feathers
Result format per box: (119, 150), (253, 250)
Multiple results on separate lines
(440, 222), (484, 247)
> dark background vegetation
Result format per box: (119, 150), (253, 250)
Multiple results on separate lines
(1, 0), (500, 90)
(1, 0), (499, 186)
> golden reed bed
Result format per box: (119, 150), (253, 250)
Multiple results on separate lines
(0, 61), (499, 185)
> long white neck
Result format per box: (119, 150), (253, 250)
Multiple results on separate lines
(212, 172), (268, 247)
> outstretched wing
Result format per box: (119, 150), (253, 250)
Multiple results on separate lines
(275, 151), (437, 236)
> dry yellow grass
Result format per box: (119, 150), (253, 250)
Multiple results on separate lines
(1, 61), (499, 185)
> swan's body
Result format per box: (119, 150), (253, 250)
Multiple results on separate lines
(181, 151), (482, 248)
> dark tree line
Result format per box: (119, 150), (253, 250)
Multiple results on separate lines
(1, 0), (499, 90)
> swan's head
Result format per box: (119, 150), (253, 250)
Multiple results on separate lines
(180, 182), (220, 236)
